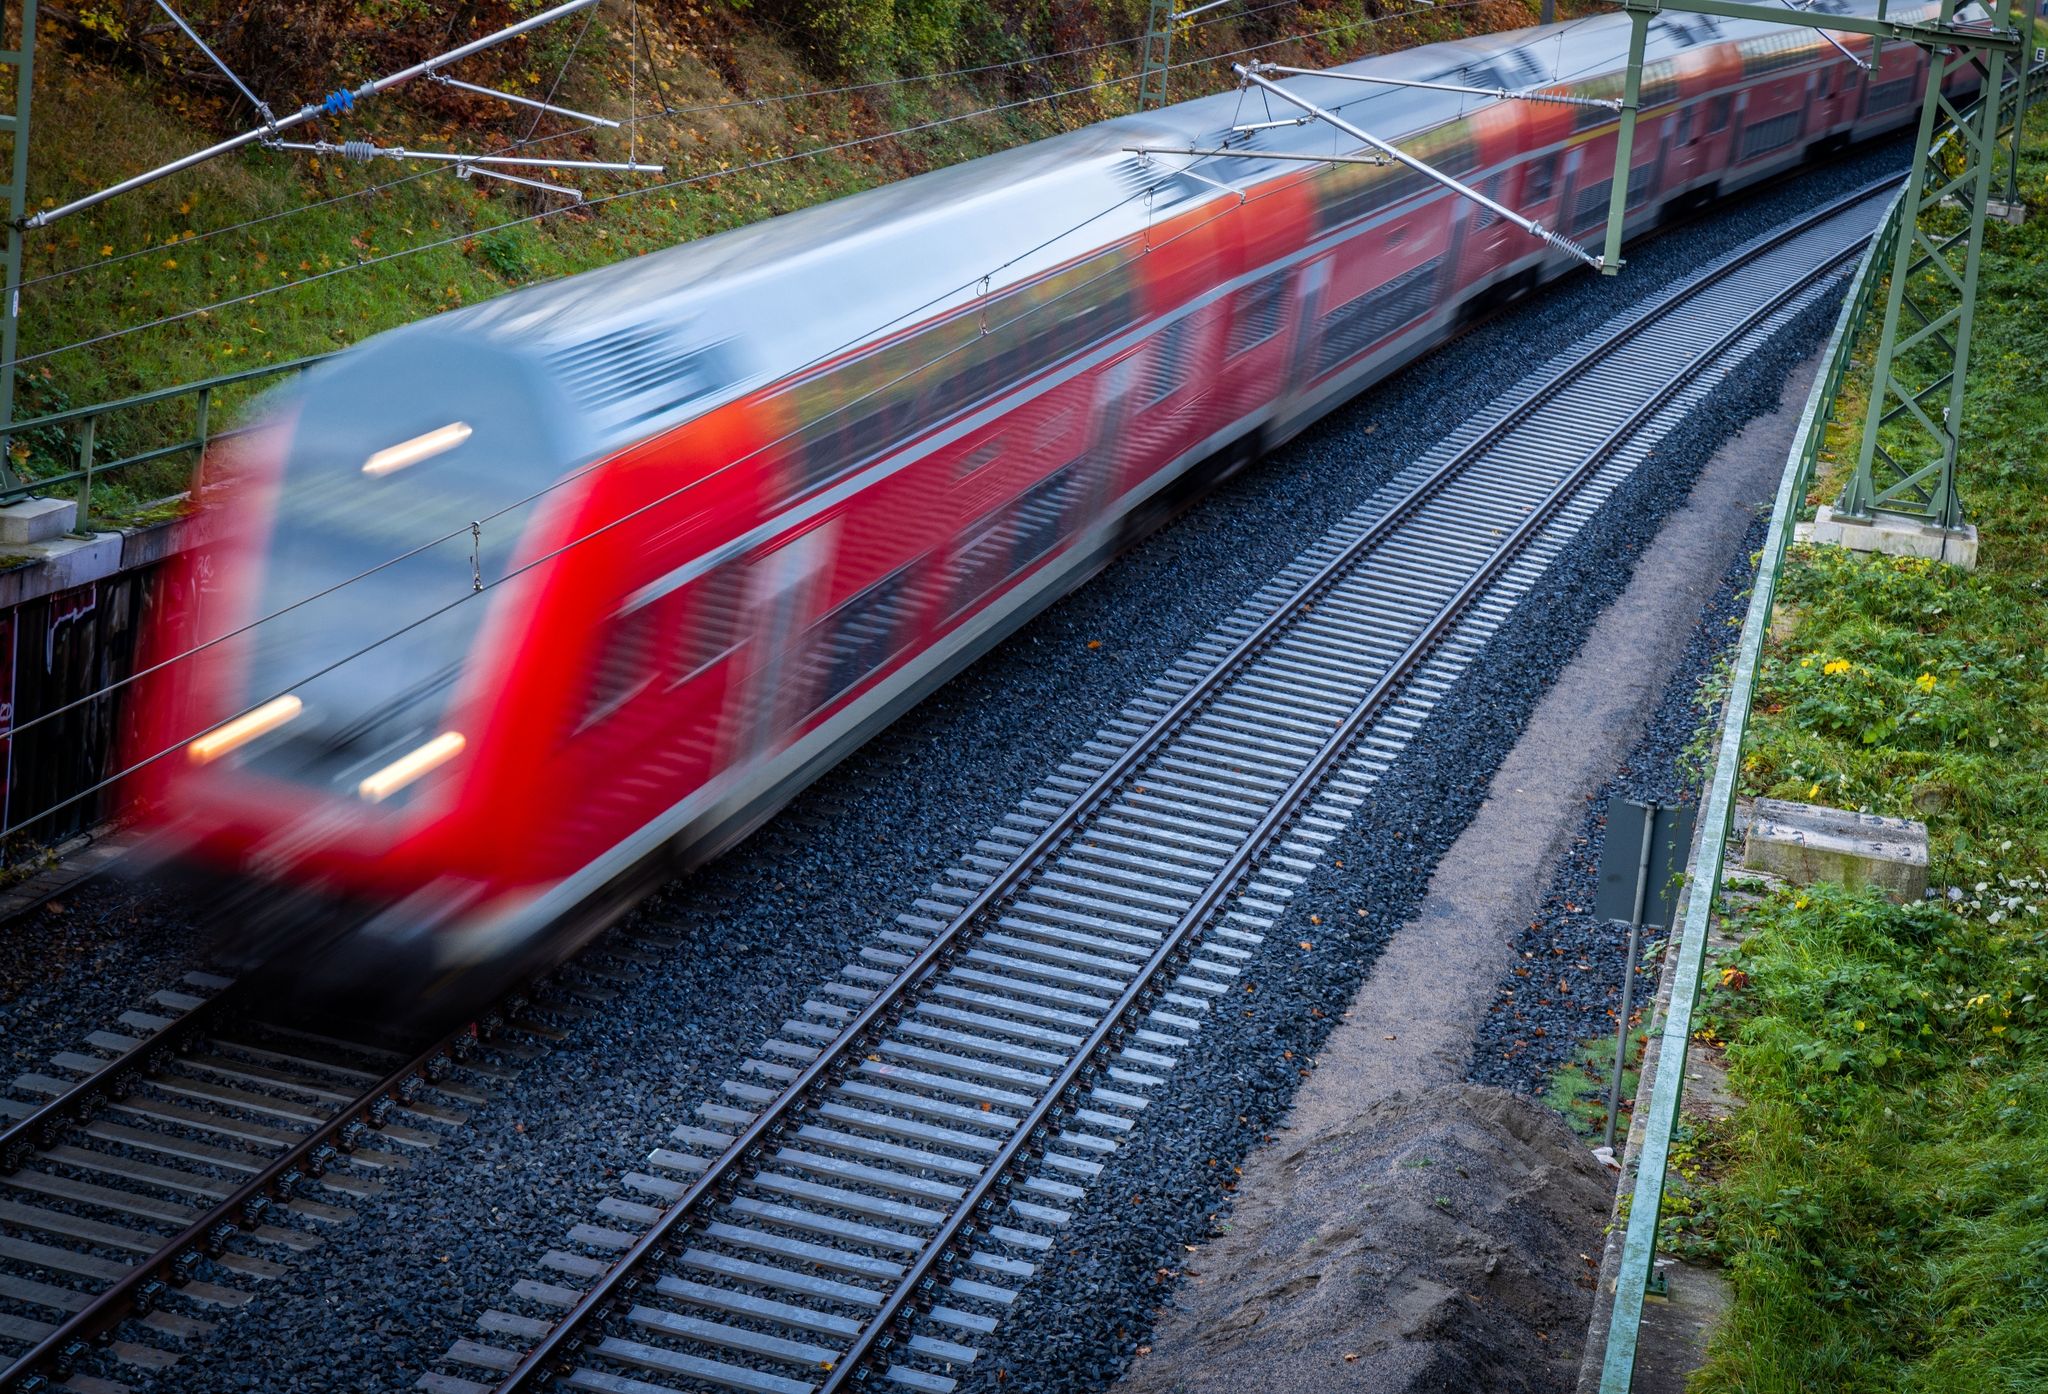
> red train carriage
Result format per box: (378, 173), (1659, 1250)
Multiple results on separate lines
(132, 0), (1958, 1014)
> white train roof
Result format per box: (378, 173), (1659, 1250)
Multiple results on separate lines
(331, 0), (1936, 457)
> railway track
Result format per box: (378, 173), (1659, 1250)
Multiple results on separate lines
(0, 941), (681, 1392)
(398, 180), (1902, 1394)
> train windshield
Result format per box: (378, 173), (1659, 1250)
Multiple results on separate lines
(225, 336), (564, 799)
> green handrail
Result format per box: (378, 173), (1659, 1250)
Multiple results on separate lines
(1, 352), (329, 528)
(1596, 55), (2042, 1386)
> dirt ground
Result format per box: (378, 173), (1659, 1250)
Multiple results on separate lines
(1119, 1085), (1612, 1394)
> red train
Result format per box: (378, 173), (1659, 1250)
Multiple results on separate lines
(136, 2), (1949, 1010)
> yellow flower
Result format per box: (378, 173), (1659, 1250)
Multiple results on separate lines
(98, 244), (113, 257)
(1915, 672), (1937, 692)
(1823, 659), (1852, 676)
(162, 258), (178, 270)
(1808, 783), (1822, 800)
(1800, 656), (1814, 668)
(1855, 1020), (1867, 1032)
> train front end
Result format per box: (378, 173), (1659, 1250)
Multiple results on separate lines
(132, 330), (582, 1017)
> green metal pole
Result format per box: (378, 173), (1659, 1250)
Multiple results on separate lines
(1933, 45), (2004, 531)
(1600, 5), (1652, 276)
(0, 0), (36, 491)
(1841, 14), (1956, 519)
(2006, 0), (2033, 207)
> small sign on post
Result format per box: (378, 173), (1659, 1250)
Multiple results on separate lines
(1594, 798), (1696, 1151)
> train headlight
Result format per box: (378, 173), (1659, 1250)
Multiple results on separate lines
(357, 731), (466, 803)
(362, 422), (472, 477)
(188, 695), (303, 764)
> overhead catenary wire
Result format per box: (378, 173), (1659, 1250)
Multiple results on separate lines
(16, 1), (1496, 369)
(0, 154), (1311, 839)
(19, 0), (1304, 293)
(0, 0), (1630, 839)
(0, 0), (1585, 762)
(153, 0), (275, 123)
(3, 0), (1591, 758)
(21, 0), (606, 229)
(0, 0), (1638, 835)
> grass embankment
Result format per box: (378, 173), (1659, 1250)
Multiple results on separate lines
(11, 0), (1560, 519)
(1681, 101), (2048, 1394)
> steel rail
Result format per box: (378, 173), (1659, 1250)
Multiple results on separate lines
(0, 1004), (502, 1392)
(492, 176), (1901, 1394)
(814, 187), (1889, 1393)
(0, 985), (242, 1176)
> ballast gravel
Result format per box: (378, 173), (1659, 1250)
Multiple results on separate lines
(8, 135), (1909, 1394)
(1466, 509), (1770, 1102)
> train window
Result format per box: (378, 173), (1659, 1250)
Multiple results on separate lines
(674, 560), (749, 686)
(1471, 176), (1503, 230)
(784, 337), (926, 498)
(1739, 111), (1804, 161)
(1318, 156), (1430, 233)
(1708, 95), (1734, 132)
(1313, 255), (1444, 378)
(1146, 314), (1195, 405)
(579, 603), (664, 732)
(1573, 178), (1613, 233)
(957, 441), (1000, 478)
(1418, 129), (1478, 181)
(1574, 73), (1625, 131)
(1522, 154), (1556, 204)
(1741, 31), (1813, 77)
(1226, 273), (1290, 357)
(1010, 462), (1085, 573)
(911, 253), (1136, 437)
(808, 563), (923, 713)
(1865, 76), (1914, 112)
(948, 507), (1015, 619)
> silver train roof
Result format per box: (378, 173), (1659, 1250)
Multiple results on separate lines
(337, 0), (1933, 457)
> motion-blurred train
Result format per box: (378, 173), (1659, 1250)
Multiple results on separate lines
(136, 0), (1966, 1010)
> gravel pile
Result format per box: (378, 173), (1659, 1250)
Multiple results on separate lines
(1116, 1085), (1615, 1394)
(3, 137), (1908, 1394)
(1466, 510), (1768, 1100)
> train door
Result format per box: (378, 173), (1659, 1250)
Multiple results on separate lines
(1555, 147), (1590, 247)
(1453, 172), (1522, 304)
(1084, 354), (1146, 517)
(741, 519), (837, 759)
(1662, 102), (1710, 200)
(1285, 258), (1333, 396)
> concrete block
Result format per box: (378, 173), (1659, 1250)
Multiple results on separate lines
(0, 496), (78, 545)
(1743, 798), (1928, 902)
(1804, 505), (1978, 570)
(0, 532), (125, 609)
(1986, 198), (2028, 226)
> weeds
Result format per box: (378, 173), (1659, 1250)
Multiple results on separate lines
(1690, 101), (2048, 1394)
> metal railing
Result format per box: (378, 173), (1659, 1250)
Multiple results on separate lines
(1591, 52), (2048, 1388)
(1592, 172), (1905, 1394)
(1, 353), (327, 530)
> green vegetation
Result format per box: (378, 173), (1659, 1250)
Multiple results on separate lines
(1685, 102), (2048, 1394)
(1542, 1025), (1643, 1142)
(10, 0), (1563, 520)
